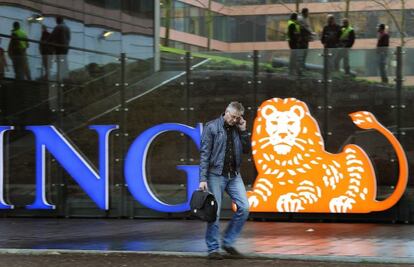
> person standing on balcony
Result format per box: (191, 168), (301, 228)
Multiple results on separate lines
(287, 13), (301, 76)
(8, 22), (31, 80)
(39, 25), (52, 80)
(298, 8), (315, 71)
(336, 18), (355, 75)
(199, 101), (250, 260)
(377, 23), (389, 83)
(0, 38), (9, 79)
(49, 16), (71, 80)
(321, 15), (341, 71)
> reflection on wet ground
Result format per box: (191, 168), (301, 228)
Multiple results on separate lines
(0, 218), (414, 259)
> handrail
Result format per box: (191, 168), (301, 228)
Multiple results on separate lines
(0, 33), (143, 60)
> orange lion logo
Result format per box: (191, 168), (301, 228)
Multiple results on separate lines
(248, 98), (408, 213)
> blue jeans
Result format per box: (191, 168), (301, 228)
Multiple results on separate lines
(206, 174), (249, 253)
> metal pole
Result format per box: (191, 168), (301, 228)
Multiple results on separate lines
(253, 50), (259, 108)
(395, 46), (403, 139)
(185, 52), (192, 163)
(119, 53), (128, 218)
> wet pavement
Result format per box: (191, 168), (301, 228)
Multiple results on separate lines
(0, 252), (411, 267)
(0, 218), (413, 265)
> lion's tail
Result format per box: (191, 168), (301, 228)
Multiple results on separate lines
(350, 111), (408, 211)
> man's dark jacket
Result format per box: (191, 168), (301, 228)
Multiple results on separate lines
(321, 24), (341, 48)
(199, 116), (250, 182)
(49, 23), (71, 55)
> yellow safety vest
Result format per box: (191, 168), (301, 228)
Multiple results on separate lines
(340, 26), (353, 41)
(287, 20), (300, 41)
(12, 29), (29, 50)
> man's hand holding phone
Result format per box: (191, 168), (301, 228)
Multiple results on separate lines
(237, 117), (246, 131)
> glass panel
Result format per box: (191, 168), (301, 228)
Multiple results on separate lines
(1, 35), (63, 216)
(59, 50), (122, 217)
(327, 47), (398, 206)
(401, 47), (414, 198)
(125, 51), (188, 218)
(255, 48), (325, 219)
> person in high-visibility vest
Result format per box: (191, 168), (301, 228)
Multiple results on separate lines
(8, 21), (31, 80)
(287, 13), (301, 76)
(336, 18), (355, 75)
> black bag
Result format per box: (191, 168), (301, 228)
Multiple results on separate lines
(190, 190), (218, 222)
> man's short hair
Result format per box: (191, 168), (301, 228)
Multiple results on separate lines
(301, 8), (309, 14)
(290, 13), (298, 20)
(226, 101), (245, 115)
(56, 16), (64, 24)
(378, 23), (386, 30)
(13, 21), (20, 29)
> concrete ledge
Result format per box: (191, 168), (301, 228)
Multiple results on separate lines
(0, 249), (412, 265)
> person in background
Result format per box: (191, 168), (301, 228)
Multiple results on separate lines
(199, 101), (250, 260)
(0, 38), (9, 79)
(336, 18), (355, 75)
(39, 25), (52, 80)
(377, 23), (389, 83)
(321, 15), (341, 71)
(287, 12), (302, 76)
(49, 16), (71, 80)
(8, 21), (31, 80)
(298, 8), (315, 70)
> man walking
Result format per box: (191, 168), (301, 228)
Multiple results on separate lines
(377, 23), (389, 83)
(336, 18), (355, 75)
(199, 101), (250, 260)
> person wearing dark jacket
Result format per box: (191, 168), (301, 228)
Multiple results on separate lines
(377, 23), (389, 83)
(199, 101), (250, 260)
(49, 16), (71, 80)
(298, 8), (315, 70)
(39, 25), (52, 80)
(335, 18), (355, 74)
(287, 13), (301, 75)
(0, 38), (8, 79)
(321, 15), (341, 72)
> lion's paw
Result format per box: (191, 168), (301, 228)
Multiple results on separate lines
(247, 191), (260, 210)
(329, 196), (356, 213)
(277, 193), (304, 212)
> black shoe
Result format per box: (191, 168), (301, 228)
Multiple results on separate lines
(208, 252), (224, 260)
(222, 245), (243, 257)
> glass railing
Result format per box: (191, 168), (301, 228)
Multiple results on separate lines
(214, 0), (366, 5)
(1, 40), (413, 222)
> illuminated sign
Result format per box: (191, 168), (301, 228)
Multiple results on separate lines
(248, 98), (408, 213)
(0, 98), (408, 214)
(0, 124), (201, 211)
(124, 123), (201, 212)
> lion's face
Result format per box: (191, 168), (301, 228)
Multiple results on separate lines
(261, 104), (305, 155)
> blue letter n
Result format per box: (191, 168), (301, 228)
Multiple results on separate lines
(26, 125), (118, 210)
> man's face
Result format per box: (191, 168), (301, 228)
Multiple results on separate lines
(343, 20), (349, 27)
(224, 109), (242, 126)
(328, 17), (335, 25)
